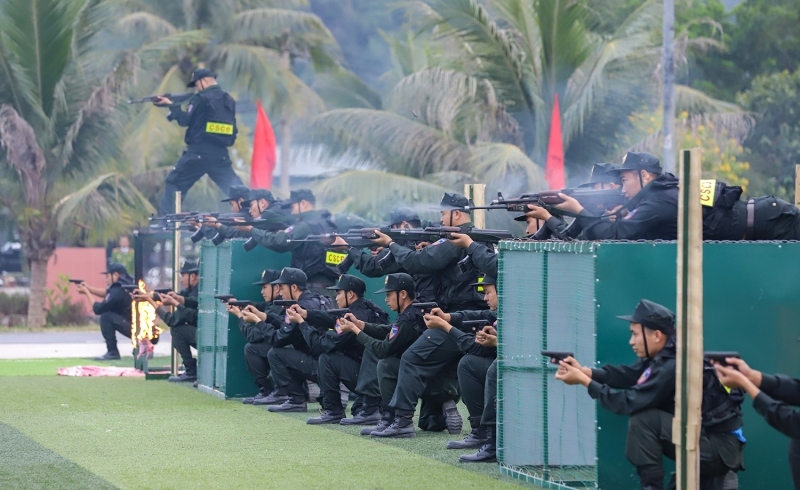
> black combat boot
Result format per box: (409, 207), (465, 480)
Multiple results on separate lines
(363, 409), (394, 436)
(459, 426), (497, 462)
(447, 417), (488, 449)
(372, 410), (415, 439)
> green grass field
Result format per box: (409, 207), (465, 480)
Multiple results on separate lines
(0, 358), (532, 489)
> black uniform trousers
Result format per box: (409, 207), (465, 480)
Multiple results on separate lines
(458, 354), (495, 419)
(318, 349), (382, 415)
(790, 439), (800, 490)
(244, 341), (273, 391)
(99, 312), (131, 354)
(482, 360), (498, 427)
(267, 347), (318, 403)
(625, 408), (744, 488)
(159, 148), (243, 215)
(379, 354), (458, 432)
(171, 324), (197, 374)
(389, 329), (461, 412)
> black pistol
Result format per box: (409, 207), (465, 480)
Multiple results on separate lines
(272, 300), (298, 308)
(704, 351), (741, 367)
(541, 350), (575, 364)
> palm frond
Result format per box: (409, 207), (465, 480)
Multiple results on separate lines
(312, 69), (383, 110)
(54, 172), (155, 243)
(116, 11), (179, 43)
(0, 104), (47, 208)
(232, 8), (338, 48)
(387, 67), (522, 147)
(311, 169), (454, 223)
(301, 108), (470, 177)
(135, 29), (209, 57)
(469, 142), (547, 194)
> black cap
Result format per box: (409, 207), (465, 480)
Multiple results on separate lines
(187, 68), (216, 87)
(616, 299), (675, 334)
(246, 189), (275, 205)
(513, 213), (532, 222)
(440, 192), (472, 210)
(253, 269), (281, 285)
(283, 189), (316, 206)
(102, 262), (128, 275)
(374, 273), (415, 294)
(578, 163), (622, 188)
(609, 152), (662, 175)
(222, 185), (250, 202)
(270, 267), (307, 286)
(469, 275), (496, 287)
(327, 274), (366, 296)
(389, 207), (420, 226)
(180, 261), (200, 274)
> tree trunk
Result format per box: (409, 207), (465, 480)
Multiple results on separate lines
(280, 118), (292, 196)
(28, 258), (49, 328)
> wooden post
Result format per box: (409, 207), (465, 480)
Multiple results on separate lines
(794, 164), (800, 207)
(674, 148), (703, 489)
(171, 191), (182, 376)
(464, 184), (486, 228)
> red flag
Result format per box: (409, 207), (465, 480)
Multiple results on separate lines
(545, 94), (565, 189)
(250, 100), (277, 190)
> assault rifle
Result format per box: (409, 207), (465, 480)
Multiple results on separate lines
(129, 92), (194, 105)
(292, 226), (513, 247)
(466, 190), (627, 214)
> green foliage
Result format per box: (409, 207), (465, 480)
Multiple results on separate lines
(0, 292), (28, 316)
(737, 67), (800, 199)
(45, 274), (88, 326)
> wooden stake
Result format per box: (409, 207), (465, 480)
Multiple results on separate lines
(464, 184), (486, 228)
(674, 148), (703, 489)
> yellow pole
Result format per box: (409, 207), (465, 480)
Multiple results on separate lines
(464, 184), (486, 228)
(674, 148), (703, 489)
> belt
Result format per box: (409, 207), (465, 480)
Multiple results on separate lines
(745, 198), (755, 240)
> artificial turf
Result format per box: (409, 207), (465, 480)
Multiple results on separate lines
(0, 359), (533, 489)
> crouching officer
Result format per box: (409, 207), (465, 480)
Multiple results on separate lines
(138, 261), (200, 382)
(336, 273), (425, 437)
(715, 357), (800, 487)
(307, 274), (389, 425)
(227, 269), (283, 404)
(262, 268), (333, 412)
(157, 68), (244, 215)
(554, 300), (744, 490)
(76, 262), (134, 360)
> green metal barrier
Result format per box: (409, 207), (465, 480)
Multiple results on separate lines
(497, 241), (799, 489)
(197, 240), (395, 399)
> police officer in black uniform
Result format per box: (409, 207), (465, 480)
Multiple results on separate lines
(156, 68), (244, 215)
(524, 163), (622, 241)
(243, 189), (339, 290)
(305, 274), (389, 425)
(555, 299), (744, 490)
(714, 357), (800, 488)
(554, 153), (679, 240)
(226, 269), (283, 404)
(423, 275), (499, 456)
(261, 268), (333, 412)
(76, 262), (134, 360)
(200, 185), (252, 240)
(137, 261), (200, 382)
(336, 273), (426, 436)
(372, 193), (489, 312)
(338, 207), (439, 303)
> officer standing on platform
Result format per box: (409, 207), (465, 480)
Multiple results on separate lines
(156, 68), (244, 214)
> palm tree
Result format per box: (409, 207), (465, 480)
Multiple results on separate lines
(113, 0), (343, 196)
(0, 0), (156, 327)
